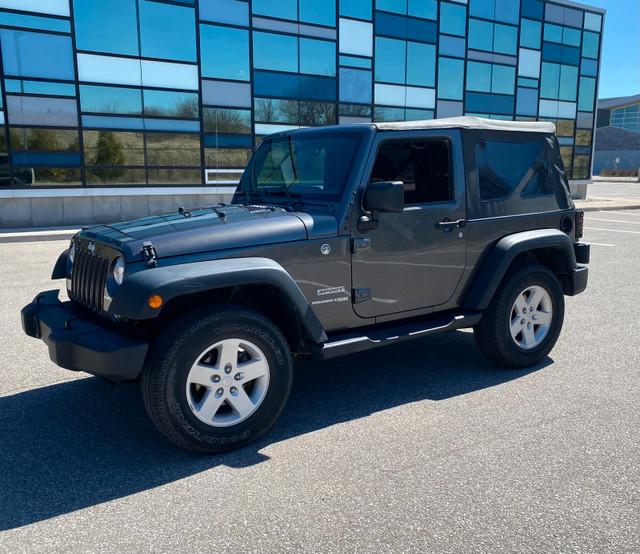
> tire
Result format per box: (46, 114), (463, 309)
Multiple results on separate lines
(474, 264), (565, 369)
(141, 305), (293, 453)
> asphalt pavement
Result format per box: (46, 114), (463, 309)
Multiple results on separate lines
(0, 209), (638, 552)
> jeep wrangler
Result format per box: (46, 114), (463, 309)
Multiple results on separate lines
(22, 116), (590, 453)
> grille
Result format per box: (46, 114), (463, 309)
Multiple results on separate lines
(70, 247), (109, 313)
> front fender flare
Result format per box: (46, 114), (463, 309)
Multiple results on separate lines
(108, 257), (327, 344)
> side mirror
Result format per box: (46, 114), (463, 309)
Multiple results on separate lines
(363, 181), (404, 213)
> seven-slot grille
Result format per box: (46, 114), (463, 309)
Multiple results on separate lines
(69, 242), (110, 313)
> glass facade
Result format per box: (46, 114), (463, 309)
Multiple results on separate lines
(0, 0), (604, 188)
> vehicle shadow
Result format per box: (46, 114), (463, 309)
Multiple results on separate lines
(0, 331), (549, 530)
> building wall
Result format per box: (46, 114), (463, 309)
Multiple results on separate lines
(0, 0), (604, 227)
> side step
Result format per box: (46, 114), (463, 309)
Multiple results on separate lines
(315, 312), (482, 359)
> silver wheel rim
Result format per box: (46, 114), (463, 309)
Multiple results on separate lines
(510, 285), (553, 350)
(185, 338), (270, 427)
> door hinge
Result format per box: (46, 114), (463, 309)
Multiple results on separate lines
(142, 241), (158, 268)
(353, 288), (372, 304)
(351, 237), (371, 253)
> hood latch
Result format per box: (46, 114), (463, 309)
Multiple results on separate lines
(142, 241), (158, 268)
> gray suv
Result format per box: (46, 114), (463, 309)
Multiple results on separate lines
(22, 117), (590, 453)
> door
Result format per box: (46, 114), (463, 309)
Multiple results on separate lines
(351, 135), (467, 318)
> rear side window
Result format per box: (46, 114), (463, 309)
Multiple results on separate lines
(476, 140), (554, 201)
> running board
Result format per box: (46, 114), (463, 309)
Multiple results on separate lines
(315, 312), (483, 359)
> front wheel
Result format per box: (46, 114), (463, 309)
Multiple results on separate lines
(141, 306), (293, 453)
(474, 265), (565, 368)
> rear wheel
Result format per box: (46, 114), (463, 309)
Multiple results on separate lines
(141, 306), (293, 453)
(474, 265), (564, 368)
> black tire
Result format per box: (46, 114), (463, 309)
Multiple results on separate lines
(141, 305), (293, 453)
(474, 264), (565, 368)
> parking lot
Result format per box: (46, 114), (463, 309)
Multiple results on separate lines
(0, 211), (638, 553)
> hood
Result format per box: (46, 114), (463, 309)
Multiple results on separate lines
(79, 205), (338, 261)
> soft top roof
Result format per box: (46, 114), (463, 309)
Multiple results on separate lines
(375, 116), (556, 134)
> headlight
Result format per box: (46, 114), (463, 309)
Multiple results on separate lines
(113, 257), (125, 285)
(69, 242), (76, 264)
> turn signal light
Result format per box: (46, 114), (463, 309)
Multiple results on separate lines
(575, 210), (585, 239)
(148, 295), (163, 309)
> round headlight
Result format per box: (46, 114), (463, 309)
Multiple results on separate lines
(69, 242), (76, 264)
(113, 257), (125, 285)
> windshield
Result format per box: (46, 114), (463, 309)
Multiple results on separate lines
(238, 130), (364, 202)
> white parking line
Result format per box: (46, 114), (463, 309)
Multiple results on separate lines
(586, 242), (616, 247)
(585, 227), (640, 234)
(587, 217), (640, 225)
(598, 210), (640, 217)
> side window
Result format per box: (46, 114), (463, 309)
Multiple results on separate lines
(476, 140), (554, 201)
(370, 140), (453, 205)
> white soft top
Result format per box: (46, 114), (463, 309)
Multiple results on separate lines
(375, 116), (556, 134)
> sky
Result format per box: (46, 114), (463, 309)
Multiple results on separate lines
(586, 0), (640, 99)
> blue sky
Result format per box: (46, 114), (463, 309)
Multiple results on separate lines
(587, 0), (640, 99)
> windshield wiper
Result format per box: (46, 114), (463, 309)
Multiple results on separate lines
(255, 185), (302, 210)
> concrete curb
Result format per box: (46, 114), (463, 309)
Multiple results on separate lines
(574, 198), (640, 212)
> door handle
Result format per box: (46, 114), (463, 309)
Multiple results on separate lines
(436, 218), (467, 231)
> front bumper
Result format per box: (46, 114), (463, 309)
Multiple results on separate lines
(21, 290), (148, 382)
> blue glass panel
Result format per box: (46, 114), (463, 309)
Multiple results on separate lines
(405, 108), (434, 120)
(340, 0), (372, 20)
(439, 36), (466, 58)
(139, 1), (196, 62)
(12, 152), (81, 166)
(200, 25), (250, 80)
(339, 68), (372, 103)
(494, 24), (517, 55)
(468, 19), (493, 52)
(0, 11), (70, 33)
(300, 0), (336, 27)
(73, 0), (139, 56)
(559, 65), (578, 101)
(545, 4), (563, 24)
(82, 115), (145, 130)
(408, 0), (437, 20)
(299, 38), (336, 76)
(582, 32), (599, 59)
(199, 0), (249, 26)
(563, 27), (581, 47)
(204, 134), (253, 148)
(440, 2), (466, 37)
(544, 23), (562, 43)
(0, 29), (74, 80)
(375, 12), (407, 39)
(492, 65), (515, 95)
(375, 37), (406, 84)
(540, 62), (560, 98)
(6, 95), (77, 126)
(144, 118), (200, 132)
(0, 0), (69, 17)
(466, 92), (491, 113)
(491, 95), (514, 114)
(406, 42), (435, 87)
(253, 32), (298, 73)
(252, 0), (297, 21)
(407, 18), (437, 43)
(580, 58), (598, 77)
(438, 57), (464, 100)
(584, 12), (601, 32)
(561, 45), (580, 66)
(253, 72), (336, 101)
(542, 42), (563, 63)
(578, 77), (595, 111)
(521, 0), (543, 20)
(516, 87), (538, 115)
(143, 90), (198, 117)
(299, 75), (337, 101)
(495, 0), (519, 24)
(467, 62), (492, 92)
(373, 107), (405, 121)
(376, 0), (407, 15)
(469, 0), (494, 19)
(339, 55), (372, 68)
(518, 77), (538, 88)
(5, 79), (75, 96)
(520, 19), (541, 49)
(80, 85), (142, 114)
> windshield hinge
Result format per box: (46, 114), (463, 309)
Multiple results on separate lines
(352, 237), (371, 253)
(142, 241), (158, 268)
(353, 288), (372, 304)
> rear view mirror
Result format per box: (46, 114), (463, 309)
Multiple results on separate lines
(363, 181), (404, 213)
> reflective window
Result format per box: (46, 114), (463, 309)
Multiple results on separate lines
(540, 62), (560, 98)
(375, 37), (406, 84)
(408, 0), (437, 20)
(340, 68), (372, 103)
(199, 0), (249, 26)
(148, 168), (201, 185)
(578, 77), (596, 111)
(440, 2), (466, 36)
(141, 60), (198, 90)
(204, 148), (251, 169)
(494, 24), (517, 55)
(0, 11), (70, 33)
(581, 58), (598, 77)
(9, 128), (78, 151)
(0, 29), (74, 80)
(519, 48), (541, 79)
(200, 25), (250, 81)
(5, 80), (75, 96)
(204, 134), (252, 148)
(0, 0), (69, 16)
(521, 19), (542, 49)
(406, 42), (435, 87)
(521, 0), (543, 20)
(584, 12), (602, 32)
(300, 0), (336, 27)
(73, 0), (139, 56)
(145, 133), (201, 166)
(563, 27), (581, 47)
(438, 57), (464, 100)
(203, 108), (251, 133)
(255, 98), (298, 123)
(495, 0), (519, 24)
(86, 167), (145, 185)
(377, 0), (407, 14)
(556, 120), (575, 137)
(6, 95), (78, 127)
(83, 130), (145, 166)
(469, 0), (493, 20)
(467, 62), (492, 93)
(492, 65), (515, 95)
(300, 100), (336, 126)
(439, 35), (465, 58)
(522, 157), (554, 197)
(143, 90), (198, 118)
(77, 54), (142, 86)
(300, 38), (336, 76)
(79, 85), (142, 115)
(339, 55), (372, 69)
(144, 118), (200, 132)
(544, 23), (563, 43)
(516, 87), (538, 116)
(252, 0), (297, 21)
(340, 0), (372, 20)
(139, 1), (196, 62)
(82, 115), (144, 130)
(373, 106), (404, 121)
(468, 19), (493, 52)
(12, 166), (81, 185)
(253, 32), (298, 73)
(575, 129), (592, 146)
(339, 19), (373, 57)
(340, 103), (372, 116)
(558, 65), (578, 101)
(201, 80), (252, 107)
(582, 31), (599, 59)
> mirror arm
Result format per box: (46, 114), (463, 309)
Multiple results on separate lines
(358, 211), (380, 232)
